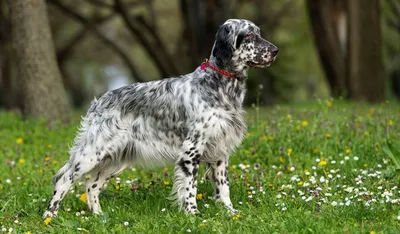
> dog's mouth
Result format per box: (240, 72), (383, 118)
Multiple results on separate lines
(246, 56), (277, 68)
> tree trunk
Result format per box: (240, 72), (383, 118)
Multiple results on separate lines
(347, 0), (385, 102)
(306, 0), (347, 97)
(10, 0), (70, 123)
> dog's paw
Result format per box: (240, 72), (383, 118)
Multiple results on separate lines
(42, 210), (57, 218)
(227, 207), (240, 215)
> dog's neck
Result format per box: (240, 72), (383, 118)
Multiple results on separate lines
(208, 56), (249, 81)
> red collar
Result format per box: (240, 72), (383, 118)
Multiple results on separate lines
(200, 59), (237, 79)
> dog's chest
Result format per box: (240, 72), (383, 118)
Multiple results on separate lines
(202, 110), (246, 160)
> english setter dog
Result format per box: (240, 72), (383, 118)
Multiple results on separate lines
(43, 19), (278, 218)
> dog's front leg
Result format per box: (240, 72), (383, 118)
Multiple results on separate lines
(209, 158), (238, 214)
(172, 138), (202, 214)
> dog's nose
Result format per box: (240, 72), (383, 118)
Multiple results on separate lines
(270, 46), (279, 56)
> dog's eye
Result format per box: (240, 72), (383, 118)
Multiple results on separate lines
(247, 33), (255, 39)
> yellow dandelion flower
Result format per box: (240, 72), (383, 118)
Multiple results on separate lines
(304, 169), (309, 173)
(246, 133), (252, 137)
(44, 157), (51, 161)
(199, 223), (205, 227)
(326, 133), (332, 138)
(260, 135), (267, 141)
(197, 193), (203, 200)
(327, 101), (333, 108)
(80, 193), (87, 203)
(44, 217), (51, 225)
(287, 148), (293, 155)
(164, 181), (170, 185)
(301, 121), (308, 127)
(268, 136), (274, 141)
(16, 137), (23, 144)
(47, 144), (53, 149)
(364, 131), (369, 136)
(369, 108), (375, 114)
(364, 164), (368, 168)
(26, 232), (32, 234)
(296, 125), (301, 130)
(52, 160), (58, 165)
(286, 114), (292, 120)
(163, 167), (168, 172)
(318, 159), (327, 166)
(370, 231), (376, 234)
(389, 120), (394, 126)
(297, 181), (304, 186)
(346, 149), (351, 155)
(279, 157), (285, 163)
(231, 165), (237, 169)
(313, 149), (320, 154)
(18, 158), (26, 164)
(248, 191), (252, 195)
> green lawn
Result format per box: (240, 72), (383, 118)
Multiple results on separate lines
(1, 100), (400, 233)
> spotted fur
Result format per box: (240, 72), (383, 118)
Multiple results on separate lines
(43, 19), (278, 218)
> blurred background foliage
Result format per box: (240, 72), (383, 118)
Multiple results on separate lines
(0, 0), (399, 117)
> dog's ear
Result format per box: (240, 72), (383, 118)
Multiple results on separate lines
(235, 32), (246, 50)
(212, 24), (234, 67)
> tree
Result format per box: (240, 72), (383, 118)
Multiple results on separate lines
(306, 0), (385, 102)
(347, 0), (385, 102)
(10, 0), (70, 123)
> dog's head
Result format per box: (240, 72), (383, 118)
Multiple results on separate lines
(211, 19), (278, 72)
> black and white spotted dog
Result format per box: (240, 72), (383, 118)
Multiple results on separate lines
(43, 19), (278, 218)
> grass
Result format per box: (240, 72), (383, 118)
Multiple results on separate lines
(1, 100), (400, 233)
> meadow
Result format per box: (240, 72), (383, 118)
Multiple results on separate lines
(1, 100), (400, 233)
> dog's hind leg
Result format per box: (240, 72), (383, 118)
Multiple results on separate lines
(85, 158), (128, 214)
(42, 145), (108, 218)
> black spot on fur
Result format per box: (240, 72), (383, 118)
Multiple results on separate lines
(92, 184), (98, 189)
(179, 158), (191, 176)
(217, 160), (222, 166)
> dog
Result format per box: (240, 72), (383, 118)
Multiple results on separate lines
(43, 19), (278, 218)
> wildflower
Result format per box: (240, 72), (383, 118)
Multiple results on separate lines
(186, 229), (192, 232)
(297, 181), (303, 186)
(232, 213), (241, 220)
(301, 121), (308, 127)
(44, 217), (51, 225)
(364, 131), (369, 136)
(287, 148), (293, 156)
(389, 120), (394, 126)
(286, 114), (292, 120)
(268, 136), (274, 141)
(260, 135), (267, 141)
(197, 193), (203, 200)
(346, 149), (351, 155)
(124, 221), (129, 226)
(16, 137), (23, 144)
(370, 231), (376, 234)
(327, 101), (333, 108)
(318, 159), (327, 166)
(354, 156), (359, 161)
(164, 181), (170, 185)
(26, 232), (32, 234)
(80, 193), (87, 203)
(199, 223), (205, 227)
(18, 158), (26, 164)
(326, 133), (332, 138)
(296, 125), (301, 130)
(313, 149), (320, 154)
(44, 157), (51, 161)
